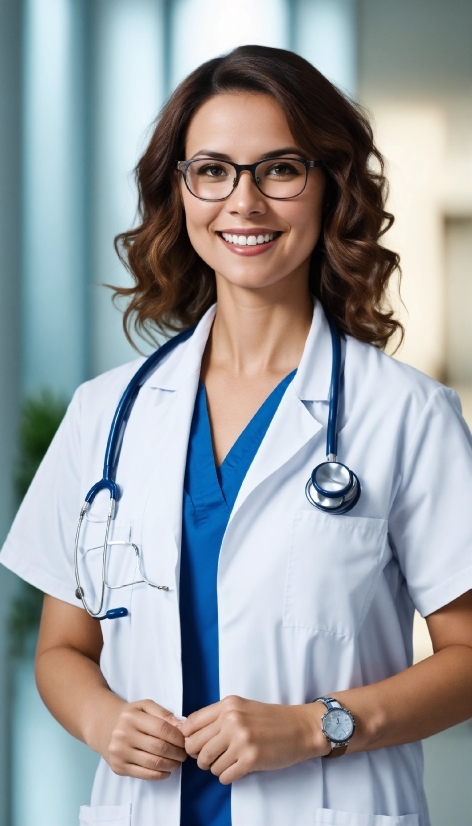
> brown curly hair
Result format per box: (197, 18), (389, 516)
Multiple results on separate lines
(114, 45), (402, 350)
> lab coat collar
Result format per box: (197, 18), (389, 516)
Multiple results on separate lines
(145, 299), (332, 403)
(292, 299), (332, 402)
(144, 304), (217, 391)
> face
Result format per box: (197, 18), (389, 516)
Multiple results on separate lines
(180, 92), (326, 296)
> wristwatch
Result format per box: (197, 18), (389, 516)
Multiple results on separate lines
(314, 697), (355, 758)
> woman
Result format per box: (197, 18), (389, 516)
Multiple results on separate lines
(1, 46), (471, 826)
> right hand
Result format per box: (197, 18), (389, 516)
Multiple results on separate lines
(103, 699), (187, 781)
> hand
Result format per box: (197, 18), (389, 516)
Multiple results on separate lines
(102, 699), (187, 781)
(180, 695), (329, 784)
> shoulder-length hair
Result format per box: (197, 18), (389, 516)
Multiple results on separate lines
(114, 45), (402, 349)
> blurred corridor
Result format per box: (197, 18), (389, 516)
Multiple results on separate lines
(0, 1), (471, 823)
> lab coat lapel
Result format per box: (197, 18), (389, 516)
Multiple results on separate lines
(226, 388), (323, 526)
(227, 301), (332, 525)
(134, 307), (217, 581)
(139, 381), (197, 559)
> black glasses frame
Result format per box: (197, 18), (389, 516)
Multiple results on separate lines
(176, 157), (325, 202)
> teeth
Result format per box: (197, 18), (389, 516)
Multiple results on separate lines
(221, 232), (277, 246)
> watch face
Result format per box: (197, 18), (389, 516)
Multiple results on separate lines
(323, 708), (354, 744)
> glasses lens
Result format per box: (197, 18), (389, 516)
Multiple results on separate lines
(186, 160), (235, 200)
(255, 158), (307, 198)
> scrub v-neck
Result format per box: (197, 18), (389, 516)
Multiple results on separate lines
(179, 369), (296, 826)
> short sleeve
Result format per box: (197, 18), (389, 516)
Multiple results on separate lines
(388, 385), (472, 617)
(0, 385), (84, 606)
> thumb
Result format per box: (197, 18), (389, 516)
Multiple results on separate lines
(139, 699), (185, 727)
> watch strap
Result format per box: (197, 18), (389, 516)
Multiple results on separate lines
(313, 696), (353, 758)
(325, 744), (348, 759)
(314, 697), (342, 712)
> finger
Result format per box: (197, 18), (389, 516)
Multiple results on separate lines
(138, 699), (175, 719)
(133, 709), (186, 748)
(218, 759), (248, 785)
(136, 700), (187, 733)
(184, 721), (221, 758)
(196, 731), (229, 771)
(181, 702), (221, 737)
(129, 747), (183, 774)
(131, 731), (187, 763)
(207, 746), (236, 779)
(120, 762), (171, 782)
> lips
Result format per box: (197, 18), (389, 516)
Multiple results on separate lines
(216, 229), (281, 256)
(220, 231), (279, 246)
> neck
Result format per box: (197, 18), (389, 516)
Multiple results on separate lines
(205, 273), (313, 378)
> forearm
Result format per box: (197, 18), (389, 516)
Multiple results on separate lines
(328, 645), (472, 754)
(35, 645), (125, 755)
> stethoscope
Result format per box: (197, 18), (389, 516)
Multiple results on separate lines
(74, 316), (360, 620)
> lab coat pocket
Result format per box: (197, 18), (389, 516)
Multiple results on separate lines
(79, 803), (131, 825)
(284, 511), (388, 637)
(77, 520), (136, 615)
(314, 809), (418, 825)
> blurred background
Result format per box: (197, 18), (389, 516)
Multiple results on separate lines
(0, 1), (471, 824)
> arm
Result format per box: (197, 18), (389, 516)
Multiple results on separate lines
(332, 589), (472, 750)
(35, 595), (186, 780)
(181, 590), (472, 783)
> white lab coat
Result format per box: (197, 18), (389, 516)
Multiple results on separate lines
(2, 302), (472, 826)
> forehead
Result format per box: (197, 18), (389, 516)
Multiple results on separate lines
(184, 92), (297, 160)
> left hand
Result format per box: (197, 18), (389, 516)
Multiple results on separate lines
(179, 695), (329, 784)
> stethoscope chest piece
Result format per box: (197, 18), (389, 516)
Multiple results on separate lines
(305, 460), (360, 514)
(304, 315), (361, 515)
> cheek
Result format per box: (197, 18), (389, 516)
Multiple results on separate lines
(182, 197), (219, 248)
(284, 201), (323, 252)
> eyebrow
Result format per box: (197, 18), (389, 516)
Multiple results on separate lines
(189, 146), (304, 161)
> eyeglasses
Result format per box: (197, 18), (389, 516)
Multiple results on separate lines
(177, 157), (324, 202)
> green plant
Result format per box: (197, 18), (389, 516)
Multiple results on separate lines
(14, 391), (68, 501)
(8, 391), (68, 656)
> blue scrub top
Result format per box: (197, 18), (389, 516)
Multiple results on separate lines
(179, 370), (296, 826)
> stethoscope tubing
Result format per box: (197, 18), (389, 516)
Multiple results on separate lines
(98, 326), (195, 498)
(326, 314), (341, 460)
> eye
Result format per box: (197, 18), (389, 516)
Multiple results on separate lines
(266, 161), (302, 178)
(194, 162), (229, 178)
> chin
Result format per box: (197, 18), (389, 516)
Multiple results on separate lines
(217, 269), (285, 291)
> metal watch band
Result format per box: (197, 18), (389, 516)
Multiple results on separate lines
(314, 697), (342, 712)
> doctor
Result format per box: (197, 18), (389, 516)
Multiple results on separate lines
(2, 46), (472, 826)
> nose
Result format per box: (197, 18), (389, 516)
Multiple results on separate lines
(227, 169), (267, 216)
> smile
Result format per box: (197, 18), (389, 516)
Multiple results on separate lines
(219, 231), (279, 246)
